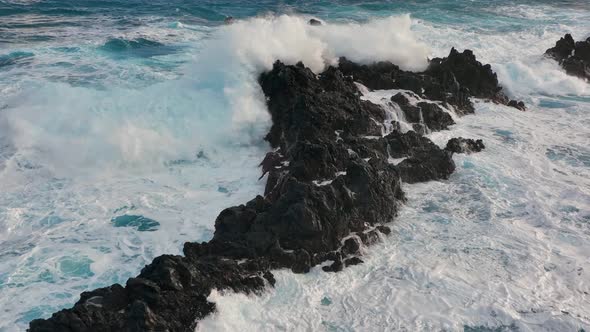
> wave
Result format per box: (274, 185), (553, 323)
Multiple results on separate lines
(99, 37), (171, 56)
(0, 51), (34, 69)
(0, 14), (429, 176)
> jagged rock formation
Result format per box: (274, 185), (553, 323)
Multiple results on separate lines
(391, 91), (455, 133)
(545, 33), (590, 80)
(339, 48), (526, 111)
(29, 49), (503, 332)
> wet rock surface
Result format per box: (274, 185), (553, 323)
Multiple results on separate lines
(391, 92), (456, 132)
(30, 49), (505, 332)
(308, 18), (322, 26)
(339, 48), (525, 112)
(545, 33), (590, 80)
(445, 137), (485, 154)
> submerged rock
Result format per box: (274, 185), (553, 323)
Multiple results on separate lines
(545, 33), (590, 80)
(30, 49), (509, 332)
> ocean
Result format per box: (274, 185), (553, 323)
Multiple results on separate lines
(1, 0), (589, 331)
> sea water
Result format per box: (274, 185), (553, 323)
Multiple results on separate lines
(0, 1), (589, 331)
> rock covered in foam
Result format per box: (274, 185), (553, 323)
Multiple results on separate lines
(30, 49), (509, 332)
(545, 33), (590, 80)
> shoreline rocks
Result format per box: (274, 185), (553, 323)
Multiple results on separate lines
(30, 49), (506, 332)
(545, 33), (590, 81)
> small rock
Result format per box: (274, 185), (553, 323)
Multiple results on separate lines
(376, 225), (391, 235)
(507, 99), (526, 111)
(308, 18), (322, 26)
(342, 238), (361, 255)
(344, 257), (364, 267)
(445, 137), (485, 154)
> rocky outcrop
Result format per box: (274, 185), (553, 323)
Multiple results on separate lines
(545, 33), (590, 80)
(29, 48), (504, 332)
(338, 48), (526, 113)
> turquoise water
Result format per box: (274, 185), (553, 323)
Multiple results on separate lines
(1, 1), (590, 331)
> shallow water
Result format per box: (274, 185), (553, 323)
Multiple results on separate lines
(1, 1), (589, 331)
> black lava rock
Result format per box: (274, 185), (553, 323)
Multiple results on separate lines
(545, 33), (590, 80)
(391, 93), (455, 131)
(308, 18), (322, 26)
(339, 48), (526, 113)
(445, 137), (485, 154)
(507, 100), (526, 111)
(344, 257), (364, 267)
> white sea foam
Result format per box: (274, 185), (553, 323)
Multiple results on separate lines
(209, 14), (429, 74)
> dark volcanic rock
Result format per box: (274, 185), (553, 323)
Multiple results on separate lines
(344, 257), (364, 267)
(30, 48), (507, 332)
(445, 137), (485, 154)
(30, 255), (268, 332)
(396, 150), (455, 184)
(415, 102), (455, 131)
(339, 48), (526, 112)
(507, 99), (526, 111)
(546, 34), (576, 60)
(342, 237), (361, 255)
(308, 18), (322, 26)
(545, 33), (590, 80)
(390, 92), (455, 131)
